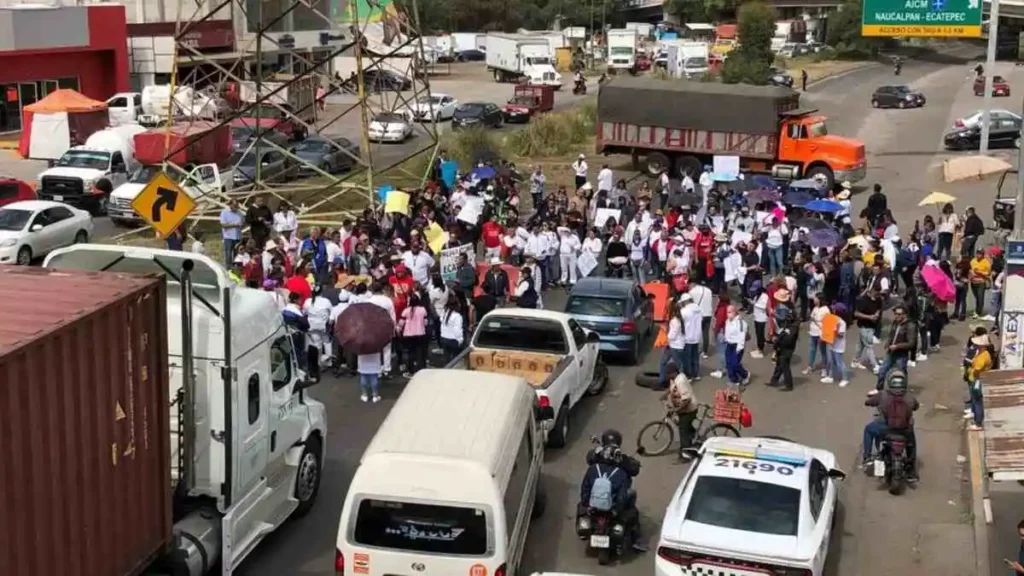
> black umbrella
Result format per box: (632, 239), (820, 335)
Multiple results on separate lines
(333, 303), (395, 355)
(782, 190), (815, 207)
(669, 192), (703, 208)
(793, 217), (834, 231)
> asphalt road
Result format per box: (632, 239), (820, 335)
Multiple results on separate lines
(234, 58), (1013, 576)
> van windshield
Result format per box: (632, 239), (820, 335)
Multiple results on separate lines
(56, 151), (111, 170)
(474, 316), (567, 354)
(353, 498), (490, 556)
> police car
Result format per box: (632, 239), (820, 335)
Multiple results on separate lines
(655, 437), (846, 576)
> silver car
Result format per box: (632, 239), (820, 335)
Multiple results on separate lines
(231, 148), (291, 188)
(293, 136), (361, 176)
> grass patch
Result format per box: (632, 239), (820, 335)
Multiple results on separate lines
(505, 100), (596, 158)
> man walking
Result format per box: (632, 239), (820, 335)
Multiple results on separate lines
(572, 154), (588, 190)
(853, 288), (882, 374)
(801, 69), (809, 91)
(768, 314), (798, 391)
(530, 165), (546, 210)
(680, 293), (703, 380)
(875, 304), (916, 392)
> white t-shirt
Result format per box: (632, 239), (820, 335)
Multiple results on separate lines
(765, 228), (784, 249)
(809, 305), (828, 337)
(681, 304), (702, 344)
(357, 352), (382, 375)
(667, 317), (685, 350)
(597, 168), (613, 191)
(439, 310), (464, 343)
(753, 293), (769, 323)
(689, 285), (714, 317)
(573, 160), (588, 177)
(831, 318), (848, 353)
(938, 213), (959, 234)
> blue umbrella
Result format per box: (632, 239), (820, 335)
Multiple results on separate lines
(747, 188), (781, 203)
(806, 228), (842, 249)
(471, 165), (497, 180)
(804, 199), (843, 213)
(712, 172), (738, 182)
(751, 174), (778, 190)
(782, 190), (815, 207)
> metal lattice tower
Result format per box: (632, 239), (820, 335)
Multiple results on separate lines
(116, 0), (440, 240)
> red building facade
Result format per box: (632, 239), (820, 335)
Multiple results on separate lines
(0, 5), (129, 133)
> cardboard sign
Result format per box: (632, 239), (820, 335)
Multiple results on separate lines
(384, 190), (410, 214)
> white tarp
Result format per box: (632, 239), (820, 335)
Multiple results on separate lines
(28, 112), (70, 160)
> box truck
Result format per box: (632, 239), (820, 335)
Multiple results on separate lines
(596, 76), (866, 188)
(485, 33), (563, 88)
(607, 29), (639, 72)
(665, 42), (710, 79)
(14, 246), (329, 576)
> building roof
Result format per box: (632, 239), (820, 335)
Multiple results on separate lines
(685, 23), (715, 31)
(24, 89), (107, 113)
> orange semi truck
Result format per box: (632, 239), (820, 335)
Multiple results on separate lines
(596, 76), (866, 188)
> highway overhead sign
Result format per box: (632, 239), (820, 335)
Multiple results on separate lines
(862, 0), (982, 37)
(132, 171), (195, 237)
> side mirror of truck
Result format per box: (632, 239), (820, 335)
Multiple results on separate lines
(294, 377), (319, 393)
(586, 331), (601, 344)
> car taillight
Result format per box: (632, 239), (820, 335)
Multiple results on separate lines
(335, 549), (345, 575)
(954, 119), (965, 127)
(657, 546), (694, 566)
(494, 563), (507, 576)
(538, 395), (551, 408)
(620, 320), (637, 334)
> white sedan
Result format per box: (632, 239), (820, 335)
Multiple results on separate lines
(404, 93), (458, 122)
(0, 200), (94, 265)
(655, 437), (846, 576)
(368, 113), (414, 143)
(954, 109), (1021, 129)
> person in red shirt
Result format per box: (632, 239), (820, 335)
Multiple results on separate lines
(284, 261), (313, 306)
(695, 224), (716, 281)
(388, 264), (416, 318)
(481, 217), (504, 262)
(710, 292), (731, 379)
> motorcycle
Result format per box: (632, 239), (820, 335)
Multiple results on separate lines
(575, 437), (641, 565)
(573, 80), (587, 95)
(871, 433), (913, 495)
(893, 63), (901, 75)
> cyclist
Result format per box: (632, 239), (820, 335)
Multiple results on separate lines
(660, 362), (699, 460)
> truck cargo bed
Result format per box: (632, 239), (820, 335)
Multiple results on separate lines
(450, 347), (566, 388)
(597, 121), (779, 159)
(0, 267), (171, 576)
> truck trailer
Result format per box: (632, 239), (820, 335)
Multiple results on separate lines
(485, 33), (563, 88)
(5, 245), (329, 576)
(596, 76), (866, 188)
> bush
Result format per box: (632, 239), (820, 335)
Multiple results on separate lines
(721, 55), (771, 85)
(443, 126), (503, 165)
(505, 99), (597, 158)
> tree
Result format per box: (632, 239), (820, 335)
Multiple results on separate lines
(666, 0), (710, 24)
(720, 2), (775, 85)
(826, 0), (885, 57)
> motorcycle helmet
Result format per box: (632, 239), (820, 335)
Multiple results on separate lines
(600, 429), (624, 448)
(886, 370), (908, 395)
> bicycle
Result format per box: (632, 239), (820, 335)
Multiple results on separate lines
(636, 403), (741, 457)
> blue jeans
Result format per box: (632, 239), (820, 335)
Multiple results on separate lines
(767, 246), (783, 275)
(682, 343), (700, 379)
(725, 344), (748, 384)
(970, 383), (984, 426)
(829, 348), (847, 381)
(716, 333), (727, 371)
(876, 353), (909, 390)
(854, 327), (878, 369)
(222, 238), (238, 267)
(359, 372), (380, 397)
(862, 419), (886, 461)
(659, 347), (686, 384)
(630, 259), (647, 284)
(807, 335), (828, 370)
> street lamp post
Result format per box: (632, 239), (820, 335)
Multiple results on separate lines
(980, 0), (1001, 154)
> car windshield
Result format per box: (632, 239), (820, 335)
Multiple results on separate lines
(417, 96), (443, 104)
(610, 47), (634, 56)
(566, 296), (627, 317)
(807, 120), (828, 137)
(994, 76), (1007, 83)
(373, 114), (405, 124)
(455, 104), (485, 116)
(353, 498), (490, 556)
(55, 151), (110, 170)
(685, 57), (708, 68)
(893, 86), (911, 93)
(295, 139), (329, 152)
(0, 208), (32, 231)
(508, 96), (536, 106)
(685, 476), (801, 536)
(128, 165), (163, 184)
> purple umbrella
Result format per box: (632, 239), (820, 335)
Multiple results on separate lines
(333, 303), (396, 355)
(806, 227), (842, 248)
(747, 188), (782, 203)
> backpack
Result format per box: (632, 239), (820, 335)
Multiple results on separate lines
(887, 394), (911, 429)
(517, 278), (538, 308)
(588, 465), (619, 511)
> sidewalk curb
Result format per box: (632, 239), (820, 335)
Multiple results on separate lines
(967, 427), (992, 576)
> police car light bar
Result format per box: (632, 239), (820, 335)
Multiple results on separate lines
(711, 444), (808, 467)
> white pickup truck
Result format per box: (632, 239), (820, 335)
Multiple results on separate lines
(446, 308), (608, 448)
(108, 163), (234, 226)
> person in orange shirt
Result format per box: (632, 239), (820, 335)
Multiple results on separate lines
(969, 248), (992, 318)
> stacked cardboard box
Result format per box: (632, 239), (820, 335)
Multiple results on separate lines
(466, 347), (560, 388)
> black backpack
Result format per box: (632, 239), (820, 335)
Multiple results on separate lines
(517, 278), (538, 308)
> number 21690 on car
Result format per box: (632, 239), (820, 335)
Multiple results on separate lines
(655, 437), (846, 576)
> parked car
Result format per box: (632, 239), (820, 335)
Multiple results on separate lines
(636, 54), (652, 71)
(974, 75), (1011, 97)
(870, 85), (926, 109)
(362, 69), (412, 92)
(403, 93), (458, 122)
(230, 121), (291, 153)
(293, 135), (360, 176)
(777, 43), (809, 58)
(768, 68), (794, 88)
(230, 148), (291, 187)
(944, 117), (1022, 150)
(455, 49), (486, 62)
(0, 200), (93, 265)
(805, 40), (827, 53)
(0, 178), (36, 208)
(368, 113), (414, 143)
(954, 109), (1021, 129)
(452, 102), (504, 129)
(564, 278), (654, 364)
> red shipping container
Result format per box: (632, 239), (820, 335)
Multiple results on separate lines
(133, 121), (232, 166)
(0, 266), (171, 576)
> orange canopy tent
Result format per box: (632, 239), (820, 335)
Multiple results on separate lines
(18, 89), (109, 160)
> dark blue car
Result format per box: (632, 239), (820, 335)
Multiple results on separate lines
(564, 278), (654, 365)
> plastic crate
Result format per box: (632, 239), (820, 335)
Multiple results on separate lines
(713, 389), (743, 424)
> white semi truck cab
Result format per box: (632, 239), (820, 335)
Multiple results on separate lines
(43, 245), (328, 576)
(486, 33), (563, 88)
(607, 29), (639, 71)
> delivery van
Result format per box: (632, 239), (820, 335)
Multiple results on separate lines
(336, 369), (547, 576)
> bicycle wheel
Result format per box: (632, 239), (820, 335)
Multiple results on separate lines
(637, 420), (675, 456)
(698, 423), (741, 445)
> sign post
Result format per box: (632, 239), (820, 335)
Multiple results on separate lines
(861, 0), (983, 38)
(132, 172), (196, 238)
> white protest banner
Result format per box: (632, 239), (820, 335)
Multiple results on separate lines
(441, 243), (475, 282)
(577, 251), (598, 277)
(713, 155), (740, 178)
(458, 196), (485, 225)
(730, 230), (752, 248)
(594, 208), (622, 229)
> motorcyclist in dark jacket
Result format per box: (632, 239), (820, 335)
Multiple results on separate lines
(863, 369), (919, 480)
(578, 429), (646, 551)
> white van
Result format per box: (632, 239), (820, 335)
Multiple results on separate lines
(336, 369), (547, 576)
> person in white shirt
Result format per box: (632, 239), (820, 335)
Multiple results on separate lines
(558, 227), (581, 286)
(822, 303), (849, 387)
(581, 229), (603, 277)
(836, 186), (853, 224)
(572, 154), (588, 189)
(438, 299), (466, 363)
(326, 231), (344, 269)
(521, 254), (544, 307)
(723, 304), (750, 387)
(273, 202), (298, 243)
(428, 276), (450, 318)
(679, 293), (703, 379)
(751, 288), (769, 358)
(681, 172), (695, 194)
(541, 223), (560, 290)
(624, 211), (652, 245)
(525, 226), (546, 263)
(765, 220), (785, 276)
(368, 285), (397, 376)
(658, 171), (671, 208)
(688, 280), (715, 358)
(628, 230), (647, 284)
(357, 350), (382, 403)
(303, 286), (335, 369)
(936, 203), (960, 261)
(597, 164), (613, 192)
(401, 243), (435, 285)
(698, 167), (714, 196)
(659, 299), (687, 385)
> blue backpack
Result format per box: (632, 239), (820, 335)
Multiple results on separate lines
(588, 465), (619, 511)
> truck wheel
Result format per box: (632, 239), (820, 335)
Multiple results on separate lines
(548, 404), (570, 448)
(644, 152), (671, 177)
(293, 435), (323, 517)
(587, 361), (609, 395)
(804, 165), (834, 190)
(675, 155), (702, 180)
(493, 69), (502, 82)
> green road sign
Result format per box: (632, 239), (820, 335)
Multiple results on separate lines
(862, 0), (982, 38)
